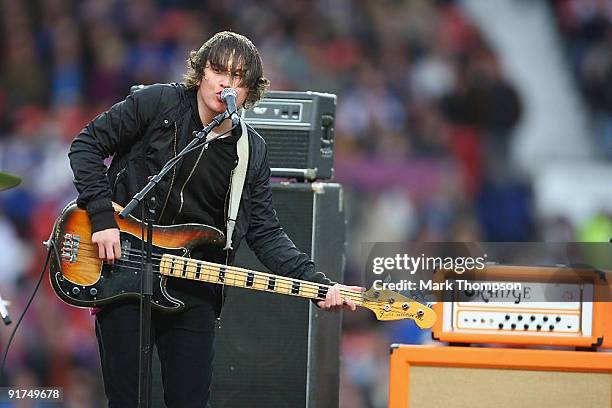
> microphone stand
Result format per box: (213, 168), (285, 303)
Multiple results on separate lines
(119, 111), (232, 408)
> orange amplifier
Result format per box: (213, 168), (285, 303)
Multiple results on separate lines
(389, 345), (612, 408)
(431, 265), (612, 348)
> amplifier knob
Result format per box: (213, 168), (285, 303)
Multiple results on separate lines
(517, 315), (523, 321)
(536, 325), (542, 331)
(543, 316), (549, 322)
(549, 325), (554, 331)
(530, 316), (536, 321)
(498, 323), (504, 329)
(556, 316), (561, 322)
(90, 288), (98, 296)
(511, 324), (516, 330)
(505, 315), (510, 320)
(72, 287), (80, 295)
(524, 324), (529, 330)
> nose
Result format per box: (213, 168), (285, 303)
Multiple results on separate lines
(220, 73), (239, 88)
(219, 75), (230, 88)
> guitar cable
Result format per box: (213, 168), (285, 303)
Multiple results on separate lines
(0, 241), (53, 385)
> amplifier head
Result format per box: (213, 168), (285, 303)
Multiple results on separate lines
(242, 90), (336, 181)
(431, 265), (612, 348)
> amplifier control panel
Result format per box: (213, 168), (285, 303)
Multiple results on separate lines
(248, 100), (308, 124)
(455, 310), (582, 334)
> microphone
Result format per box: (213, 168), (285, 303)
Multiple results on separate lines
(220, 88), (240, 126)
(0, 292), (11, 325)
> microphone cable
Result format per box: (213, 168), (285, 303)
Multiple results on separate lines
(0, 242), (53, 384)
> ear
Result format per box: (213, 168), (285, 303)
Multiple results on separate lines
(198, 69), (206, 86)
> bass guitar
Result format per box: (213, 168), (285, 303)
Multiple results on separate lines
(48, 201), (436, 329)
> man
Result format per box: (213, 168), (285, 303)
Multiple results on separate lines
(69, 31), (360, 407)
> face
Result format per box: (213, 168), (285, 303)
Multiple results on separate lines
(197, 61), (249, 123)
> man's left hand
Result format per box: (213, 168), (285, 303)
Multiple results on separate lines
(317, 284), (364, 312)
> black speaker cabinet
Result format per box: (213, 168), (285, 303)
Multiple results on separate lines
(210, 182), (346, 408)
(242, 91), (337, 181)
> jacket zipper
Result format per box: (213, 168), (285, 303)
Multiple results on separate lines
(113, 167), (127, 190)
(158, 122), (178, 221)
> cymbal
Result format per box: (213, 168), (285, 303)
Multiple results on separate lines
(0, 172), (21, 191)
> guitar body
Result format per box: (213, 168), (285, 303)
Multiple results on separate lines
(49, 201), (225, 312)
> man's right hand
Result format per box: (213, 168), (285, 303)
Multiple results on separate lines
(91, 228), (121, 264)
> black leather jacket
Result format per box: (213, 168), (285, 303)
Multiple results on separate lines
(69, 83), (331, 286)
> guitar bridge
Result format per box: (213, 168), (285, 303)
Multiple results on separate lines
(61, 233), (80, 263)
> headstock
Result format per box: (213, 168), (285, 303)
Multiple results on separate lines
(360, 288), (436, 329)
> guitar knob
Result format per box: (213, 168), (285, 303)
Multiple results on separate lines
(373, 291), (380, 298)
(90, 288), (98, 296)
(402, 302), (410, 310)
(72, 287), (80, 295)
(417, 309), (424, 317)
(383, 304), (391, 312)
(388, 298), (395, 304)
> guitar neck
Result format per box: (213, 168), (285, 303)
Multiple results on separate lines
(159, 254), (364, 305)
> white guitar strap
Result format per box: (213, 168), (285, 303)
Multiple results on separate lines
(224, 118), (249, 250)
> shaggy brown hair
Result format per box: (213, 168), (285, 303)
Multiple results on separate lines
(184, 31), (270, 109)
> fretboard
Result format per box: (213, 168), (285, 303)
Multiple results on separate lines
(159, 254), (363, 305)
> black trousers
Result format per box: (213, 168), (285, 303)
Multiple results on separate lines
(95, 296), (216, 408)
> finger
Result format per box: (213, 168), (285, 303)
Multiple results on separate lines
(328, 288), (336, 308)
(345, 298), (356, 311)
(113, 239), (121, 260)
(320, 292), (329, 309)
(323, 288), (330, 308)
(105, 242), (115, 264)
(333, 287), (341, 307)
(326, 288), (336, 309)
(97, 242), (106, 260)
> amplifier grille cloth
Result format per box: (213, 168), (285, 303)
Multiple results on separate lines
(261, 129), (310, 168)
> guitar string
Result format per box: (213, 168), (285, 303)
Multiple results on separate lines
(69, 244), (367, 302)
(59, 254), (430, 316)
(66, 257), (365, 305)
(64, 253), (366, 303)
(68, 245), (425, 307)
(70, 244), (427, 310)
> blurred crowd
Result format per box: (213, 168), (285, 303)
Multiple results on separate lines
(0, 0), (610, 407)
(554, 0), (612, 159)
